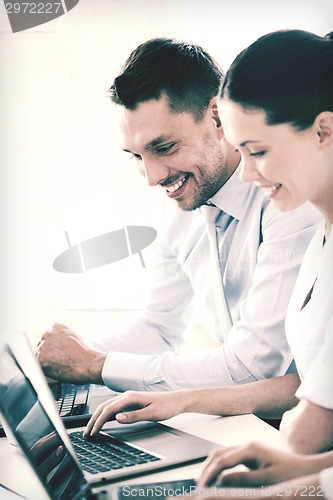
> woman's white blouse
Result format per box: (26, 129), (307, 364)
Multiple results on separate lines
(320, 467), (333, 500)
(285, 222), (333, 409)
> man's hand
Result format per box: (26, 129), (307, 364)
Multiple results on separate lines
(84, 390), (188, 436)
(196, 442), (331, 488)
(36, 323), (107, 384)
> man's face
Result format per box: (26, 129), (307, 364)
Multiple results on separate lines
(117, 94), (234, 211)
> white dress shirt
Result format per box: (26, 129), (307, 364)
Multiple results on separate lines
(92, 167), (322, 392)
(286, 223), (333, 410)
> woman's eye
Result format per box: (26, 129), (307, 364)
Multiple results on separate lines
(130, 153), (142, 160)
(250, 150), (266, 157)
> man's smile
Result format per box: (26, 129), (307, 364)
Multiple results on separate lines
(162, 174), (190, 199)
(164, 175), (188, 193)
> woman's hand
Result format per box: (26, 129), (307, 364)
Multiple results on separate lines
(197, 442), (328, 488)
(84, 390), (188, 436)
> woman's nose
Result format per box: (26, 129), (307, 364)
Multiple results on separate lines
(239, 155), (259, 183)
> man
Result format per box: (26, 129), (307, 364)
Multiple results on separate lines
(37, 38), (321, 392)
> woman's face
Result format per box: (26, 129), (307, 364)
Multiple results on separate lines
(219, 100), (326, 213)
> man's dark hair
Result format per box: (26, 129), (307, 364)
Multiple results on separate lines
(108, 38), (224, 121)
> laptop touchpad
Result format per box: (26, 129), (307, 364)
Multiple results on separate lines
(123, 428), (181, 453)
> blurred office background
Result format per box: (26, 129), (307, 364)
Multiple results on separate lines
(0, 0), (332, 345)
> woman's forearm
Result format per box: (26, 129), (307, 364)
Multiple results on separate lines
(85, 373), (301, 434)
(181, 373), (300, 419)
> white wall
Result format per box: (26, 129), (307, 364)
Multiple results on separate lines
(0, 0), (332, 342)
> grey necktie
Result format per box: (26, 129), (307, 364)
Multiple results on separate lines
(201, 205), (232, 342)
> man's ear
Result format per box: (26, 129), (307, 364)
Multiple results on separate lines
(315, 111), (333, 149)
(209, 97), (224, 138)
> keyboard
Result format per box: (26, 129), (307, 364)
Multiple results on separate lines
(69, 431), (160, 475)
(49, 382), (90, 417)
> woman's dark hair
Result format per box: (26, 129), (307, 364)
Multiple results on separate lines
(109, 38), (224, 121)
(220, 30), (333, 130)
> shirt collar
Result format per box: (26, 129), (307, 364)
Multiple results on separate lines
(207, 165), (252, 221)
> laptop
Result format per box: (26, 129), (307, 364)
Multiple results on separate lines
(0, 329), (218, 498)
(0, 328), (120, 437)
(0, 380), (118, 437)
(48, 381), (119, 426)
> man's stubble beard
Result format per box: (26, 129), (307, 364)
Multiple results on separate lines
(177, 151), (228, 211)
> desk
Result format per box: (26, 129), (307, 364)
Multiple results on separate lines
(0, 413), (282, 499)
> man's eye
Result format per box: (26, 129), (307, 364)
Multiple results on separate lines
(156, 143), (178, 155)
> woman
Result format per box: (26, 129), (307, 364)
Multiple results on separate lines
(84, 30), (333, 495)
(216, 27), (333, 456)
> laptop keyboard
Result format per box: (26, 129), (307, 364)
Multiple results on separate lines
(70, 431), (160, 475)
(49, 382), (89, 417)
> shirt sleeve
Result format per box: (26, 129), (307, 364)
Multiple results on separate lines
(320, 467), (333, 500)
(90, 216), (198, 376)
(93, 202), (321, 392)
(296, 317), (333, 409)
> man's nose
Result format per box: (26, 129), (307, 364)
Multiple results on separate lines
(141, 158), (169, 187)
(239, 156), (259, 184)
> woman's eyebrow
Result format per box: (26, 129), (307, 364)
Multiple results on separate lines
(240, 140), (261, 147)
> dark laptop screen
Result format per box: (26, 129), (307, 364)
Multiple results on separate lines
(0, 345), (88, 500)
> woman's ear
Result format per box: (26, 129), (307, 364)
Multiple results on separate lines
(209, 97), (224, 138)
(315, 111), (333, 149)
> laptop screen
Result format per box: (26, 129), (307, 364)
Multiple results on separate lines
(0, 344), (89, 500)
